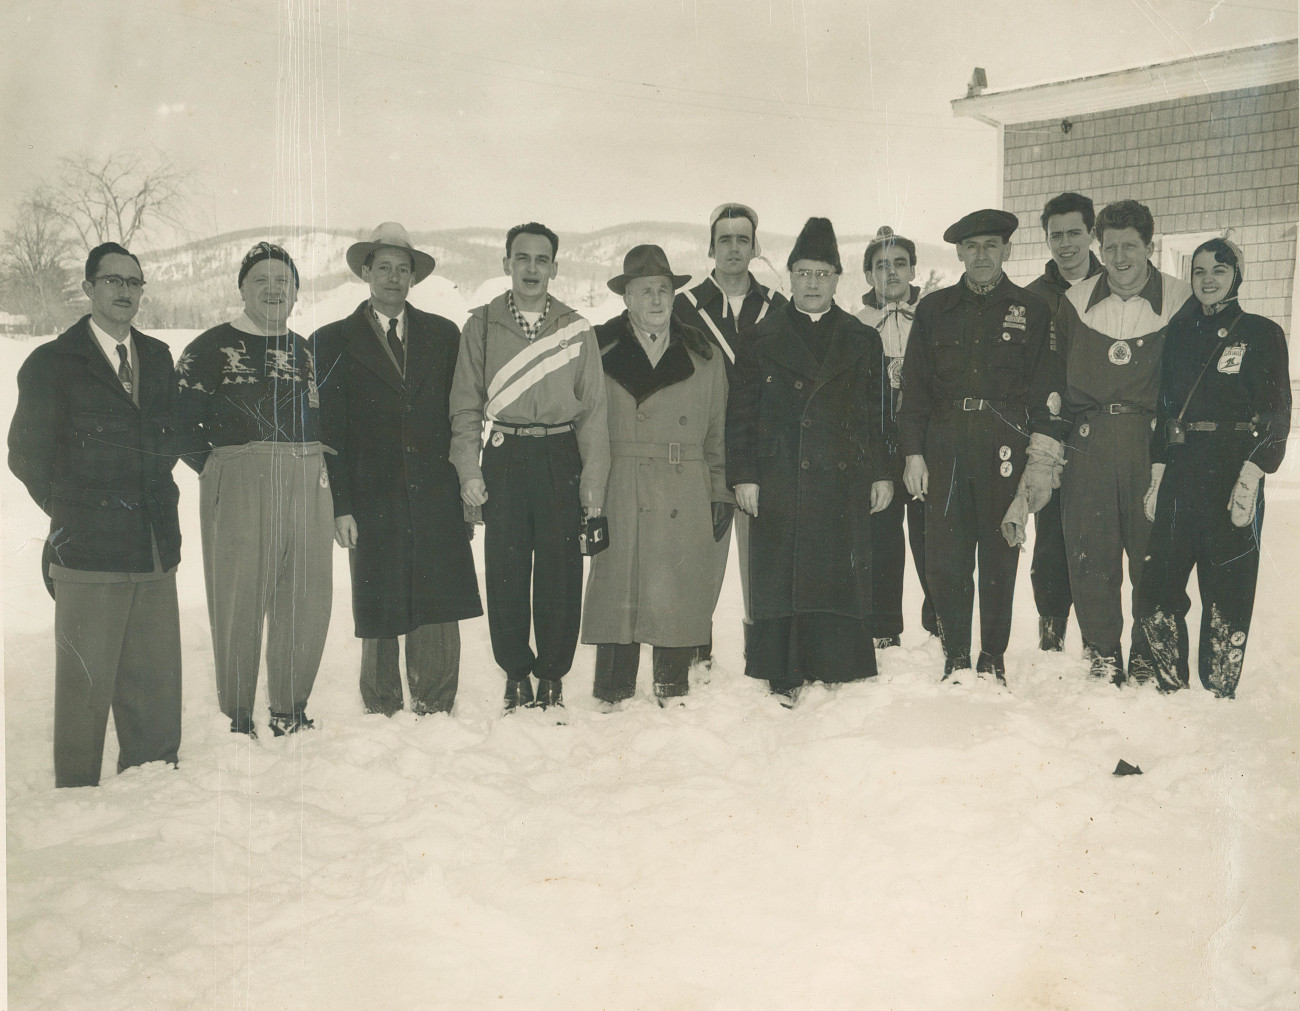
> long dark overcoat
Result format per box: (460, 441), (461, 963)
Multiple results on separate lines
(8, 316), (182, 589)
(726, 303), (895, 621)
(315, 301), (482, 638)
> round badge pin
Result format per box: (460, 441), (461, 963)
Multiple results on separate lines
(1002, 332), (1011, 341)
(1218, 328), (1229, 338)
(999, 461), (1013, 478)
(998, 445), (1011, 461)
(491, 431), (505, 447)
(1230, 630), (1246, 646)
(1078, 422), (1091, 438)
(1108, 341), (1133, 366)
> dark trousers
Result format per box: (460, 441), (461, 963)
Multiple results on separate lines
(593, 643), (693, 703)
(1030, 486), (1072, 621)
(1130, 459), (1263, 698)
(482, 431), (584, 681)
(53, 574), (182, 788)
(746, 612), (877, 688)
(870, 492), (936, 637)
(925, 473), (1020, 660)
(360, 622), (461, 716)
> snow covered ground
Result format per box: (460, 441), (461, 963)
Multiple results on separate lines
(4, 329), (1299, 1010)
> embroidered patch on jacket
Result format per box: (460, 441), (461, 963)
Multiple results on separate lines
(1078, 422), (1091, 438)
(1002, 304), (1027, 330)
(1047, 392), (1061, 417)
(998, 445), (1012, 461)
(1107, 340), (1132, 366)
(1217, 343), (1246, 375)
(887, 357), (905, 389)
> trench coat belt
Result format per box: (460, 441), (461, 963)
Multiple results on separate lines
(1080, 403), (1153, 417)
(609, 440), (704, 464)
(1185, 421), (1253, 433)
(492, 421), (576, 437)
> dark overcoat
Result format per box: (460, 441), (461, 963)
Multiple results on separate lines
(8, 316), (182, 590)
(726, 303), (895, 620)
(315, 301), (482, 638)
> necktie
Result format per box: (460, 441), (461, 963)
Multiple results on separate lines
(116, 342), (133, 396)
(386, 317), (404, 373)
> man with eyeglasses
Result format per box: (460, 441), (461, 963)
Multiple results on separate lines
(175, 241), (334, 738)
(450, 222), (609, 713)
(9, 242), (184, 787)
(673, 203), (786, 670)
(898, 210), (1063, 686)
(727, 217), (896, 705)
(315, 223), (482, 718)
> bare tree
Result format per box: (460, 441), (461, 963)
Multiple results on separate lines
(46, 152), (189, 250)
(0, 194), (75, 335)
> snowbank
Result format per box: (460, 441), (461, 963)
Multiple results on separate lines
(3, 332), (1299, 1010)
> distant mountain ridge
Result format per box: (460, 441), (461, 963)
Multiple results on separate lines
(16, 224), (960, 332)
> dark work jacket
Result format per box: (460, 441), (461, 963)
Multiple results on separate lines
(898, 275), (1064, 458)
(1025, 252), (1104, 315)
(1150, 299), (1291, 474)
(8, 316), (182, 585)
(674, 272), (787, 385)
(315, 301), (482, 638)
(726, 303), (896, 620)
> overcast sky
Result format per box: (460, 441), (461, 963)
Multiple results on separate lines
(1, 0), (1293, 251)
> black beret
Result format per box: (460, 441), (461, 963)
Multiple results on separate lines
(943, 209), (1019, 244)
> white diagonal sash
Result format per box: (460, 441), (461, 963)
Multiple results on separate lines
(485, 317), (589, 420)
(682, 290), (736, 364)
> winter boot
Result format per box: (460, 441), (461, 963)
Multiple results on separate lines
(269, 703), (314, 737)
(230, 708), (257, 739)
(769, 679), (802, 708)
(503, 676), (535, 714)
(1038, 615), (1067, 652)
(976, 651), (1007, 685)
(535, 678), (564, 710)
(941, 655), (972, 682)
(1087, 646), (1123, 684)
(653, 646), (691, 706)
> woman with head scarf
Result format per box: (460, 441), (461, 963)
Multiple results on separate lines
(1129, 238), (1290, 698)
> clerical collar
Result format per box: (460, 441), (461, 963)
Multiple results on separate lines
(964, 273), (1003, 297)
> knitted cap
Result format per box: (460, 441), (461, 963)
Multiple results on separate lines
(238, 241), (300, 288)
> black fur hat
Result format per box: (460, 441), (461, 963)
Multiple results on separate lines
(787, 217), (842, 274)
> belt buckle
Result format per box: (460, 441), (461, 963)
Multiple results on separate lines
(962, 397), (978, 411)
(1108, 403), (1121, 414)
(668, 442), (681, 464)
(523, 425), (546, 437)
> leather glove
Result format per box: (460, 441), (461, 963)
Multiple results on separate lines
(1143, 463), (1166, 523)
(1228, 460), (1264, 527)
(1000, 490), (1030, 548)
(712, 501), (735, 542)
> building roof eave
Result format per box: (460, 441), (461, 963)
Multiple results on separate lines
(951, 38), (1297, 127)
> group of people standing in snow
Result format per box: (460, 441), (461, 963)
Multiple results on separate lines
(8, 191), (1290, 788)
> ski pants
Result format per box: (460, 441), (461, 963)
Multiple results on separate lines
(1130, 449), (1264, 698)
(481, 429), (583, 682)
(870, 491), (936, 638)
(1030, 486), (1073, 622)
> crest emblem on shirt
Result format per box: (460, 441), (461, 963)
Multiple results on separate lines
(1002, 305), (1027, 331)
(887, 357), (905, 389)
(1107, 340), (1132, 366)
(1217, 343), (1246, 375)
(1047, 392), (1062, 418)
(491, 431), (505, 448)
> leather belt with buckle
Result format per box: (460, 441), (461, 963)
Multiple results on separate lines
(492, 422), (576, 438)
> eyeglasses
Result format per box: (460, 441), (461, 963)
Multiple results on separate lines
(94, 275), (146, 291)
(792, 269), (835, 281)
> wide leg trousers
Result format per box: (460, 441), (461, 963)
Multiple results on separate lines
(870, 492), (936, 638)
(359, 622), (461, 715)
(52, 574), (181, 787)
(199, 443), (334, 718)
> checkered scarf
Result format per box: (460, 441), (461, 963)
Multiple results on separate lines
(506, 291), (551, 340)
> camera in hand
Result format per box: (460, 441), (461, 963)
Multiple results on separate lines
(579, 514), (609, 556)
